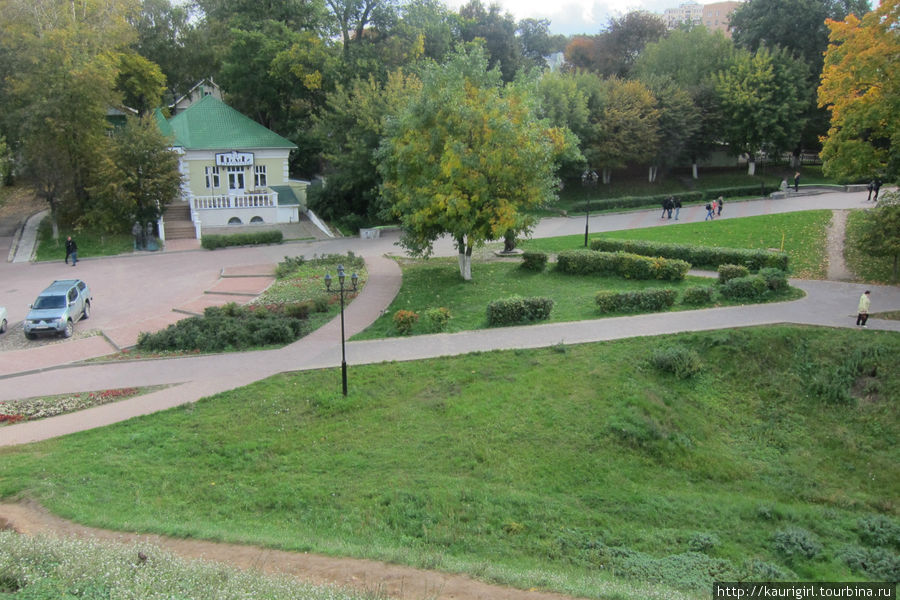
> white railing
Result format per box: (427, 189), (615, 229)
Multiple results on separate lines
(192, 191), (277, 210)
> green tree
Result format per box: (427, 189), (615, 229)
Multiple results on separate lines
(378, 46), (570, 280)
(640, 76), (700, 182)
(457, 0), (523, 82)
(715, 46), (809, 175)
(564, 11), (667, 78)
(116, 50), (167, 115)
(818, 2), (899, 182)
(87, 114), (182, 232)
(854, 192), (900, 281)
(536, 70), (590, 180)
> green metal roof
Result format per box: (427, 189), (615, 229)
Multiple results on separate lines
(165, 95), (297, 150)
(270, 185), (300, 206)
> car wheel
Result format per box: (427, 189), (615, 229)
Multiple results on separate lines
(82, 301), (91, 320)
(0, 318), (6, 333)
(25, 332), (36, 340)
(63, 319), (74, 338)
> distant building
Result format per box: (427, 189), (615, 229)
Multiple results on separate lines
(662, 1), (740, 37)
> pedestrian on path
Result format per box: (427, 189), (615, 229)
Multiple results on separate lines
(705, 202), (714, 221)
(661, 197), (669, 219)
(857, 290), (871, 327)
(867, 180), (875, 202)
(717, 196), (724, 216)
(674, 197), (682, 220)
(711, 198), (718, 217)
(65, 236), (78, 266)
(794, 171), (800, 192)
(873, 178), (882, 202)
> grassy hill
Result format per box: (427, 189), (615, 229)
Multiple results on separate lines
(0, 326), (897, 599)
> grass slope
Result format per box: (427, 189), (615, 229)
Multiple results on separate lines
(523, 211), (832, 279)
(0, 326), (897, 599)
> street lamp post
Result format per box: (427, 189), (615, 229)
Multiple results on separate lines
(583, 170), (598, 247)
(324, 265), (358, 396)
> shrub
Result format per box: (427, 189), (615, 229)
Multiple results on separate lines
(650, 345), (703, 379)
(688, 532), (721, 553)
(275, 255), (306, 278)
(424, 307), (451, 332)
(718, 264), (750, 284)
(857, 515), (900, 550)
(201, 230), (283, 250)
(521, 251), (548, 272)
(720, 275), (768, 301)
(392, 310), (419, 334)
(312, 295), (331, 313)
(590, 238), (789, 271)
(486, 296), (554, 326)
(840, 546), (900, 581)
(773, 527), (822, 561)
(284, 302), (312, 319)
(557, 249), (689, 281)
(681, 286), (715, 305)
(759, 267), (789, 292)
(596, 289), (677, 313)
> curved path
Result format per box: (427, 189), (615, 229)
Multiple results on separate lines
(2, 189), (899, 447)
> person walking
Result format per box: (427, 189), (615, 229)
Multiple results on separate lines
(857, 290), (871, 327)
(705, 202), (714, 221)
(873, 178), (882, 202)
(793, 171), (800, 192)
(64, 236), (78, 266)
(711, 198), (718, 218)
(666, 196), (674, 219)
(867, 180), (875, 202)
(717, 196), (724, 217)
(673, 197), (682, 220)
(661, 197), (669, 219)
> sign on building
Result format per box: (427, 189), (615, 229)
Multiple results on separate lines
(215, 151), (254, 167)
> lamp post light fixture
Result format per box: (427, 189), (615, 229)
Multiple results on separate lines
(324, 265), (359, 396)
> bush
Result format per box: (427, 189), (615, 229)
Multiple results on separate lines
(681, 286), (715, 305)
(773, 527), (822, 561)
(596, 289), (677, 313)
(720, 275), (768, 301)
(590, 238), (789, 271)
(521, 251), (548, 272)
(557, 249), (689, 281)
(424, 307), (451, 332)
(840, 546), (900, 581)
(718, 264), (750, 284)
(284, 302), (312, 319)
(759, 267), (789, 292)
(857, 515), (900, 550)
(650, 345), (703, 379)
(688, 532), (721, 553)
(486, 296), (554, 326)
(201, 230), (283, 250)
(392, 310), (419, 335)
(275, 255), (306, 278)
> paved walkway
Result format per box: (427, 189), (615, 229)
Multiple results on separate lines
(2, 188), (898, 446)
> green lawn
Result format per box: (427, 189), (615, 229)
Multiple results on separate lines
(844, 210), (899, 284)
(34, 218), (135, 262)
(522, 211), (832, 279)
(0, 326), (896, 599)
(352, 257), (801, 339)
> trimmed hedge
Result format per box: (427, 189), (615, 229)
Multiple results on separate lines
(570, 185), (778, 213)
(720, 275), (768, 301)
(521, 251), (548, 271)
(557, 249), (689, 281)
(487, 296), (554, 326)
(201, 230), (283, 250)
(596, 288), (677, 313)
(718, 264), (750, 284)
(759, 267), (789, 291)
(590, 238), (789, 271)
(681, 286), (715, 305)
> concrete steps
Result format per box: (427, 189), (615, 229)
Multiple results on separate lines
(163, 202), (195, 240)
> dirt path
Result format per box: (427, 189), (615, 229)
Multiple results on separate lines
(826, 209), (854, 281)
(0, 502), (578, 600)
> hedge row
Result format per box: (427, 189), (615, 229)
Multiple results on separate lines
(570, 185), (778, 213)
(596, 288), (677, 313)
(487, 296), (554, 326)
(201, 230), (283, 250)
(557, 249), (690, 281)
(590, 238), (789, 271)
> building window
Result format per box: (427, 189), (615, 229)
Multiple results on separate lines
(228, 217), (243, 225)
(205, 166), (220, 189)
(227, 166), (245, 191)
(254, 165), (267, 188)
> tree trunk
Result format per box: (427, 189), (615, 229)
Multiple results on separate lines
(893, 254), (898, 283)
(692, 163), (698, 179)
(458, 247), (472, 280)
(747, 159), (756, 176)
(648, 165), (657, 182)
(602, 168), (611, 184)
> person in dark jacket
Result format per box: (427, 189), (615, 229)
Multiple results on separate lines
(793, 171), (800, 192)
(873, 178), (882, 202)
(673, 197), (682, 220)
(65, 236), (78, 266)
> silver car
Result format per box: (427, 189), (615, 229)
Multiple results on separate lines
(0, 305), (7, 334)
(24, 279), (92, 339)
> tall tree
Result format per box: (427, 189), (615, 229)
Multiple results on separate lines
(640, 76), (700, 182)
(457, 0), (523, 82)
(853, 192), (900, 282)
(818, 1), (899, 182)
(87, 114), (182, 232)
(378, 46), (570, 280)
(715, 46), (809, 175)
(564, 11), (666, 78)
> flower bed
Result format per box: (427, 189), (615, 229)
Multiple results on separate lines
(0, 387), (146, 424)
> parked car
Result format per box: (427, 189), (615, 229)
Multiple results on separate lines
(24, 279), (92, 339)
(0, 305), (7, 334)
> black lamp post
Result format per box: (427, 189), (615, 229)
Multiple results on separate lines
(583, 170), (598, 247)
(324, 265), (358, 396)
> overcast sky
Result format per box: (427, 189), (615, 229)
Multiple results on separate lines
(442, 0), (711, 36)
